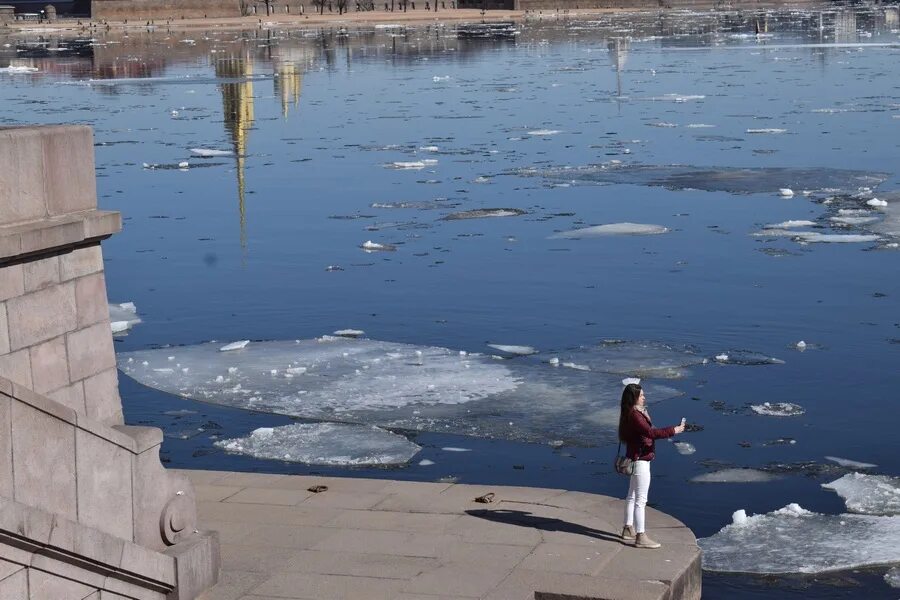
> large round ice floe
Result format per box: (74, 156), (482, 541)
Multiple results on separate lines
(699, 503), (900, 574)
(118, 338), (518, 416)
(822, 473), (900, 516)
(117, 338), (683, 446)
(214, 422), (421, 466)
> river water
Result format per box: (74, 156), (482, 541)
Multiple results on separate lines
(2, 6), (899, 597)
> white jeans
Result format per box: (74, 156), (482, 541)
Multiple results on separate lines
(624, 460), (651, 533)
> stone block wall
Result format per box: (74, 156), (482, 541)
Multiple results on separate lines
(0, 125), (122, 426)
(0, 125), (218, 599)
(91, 0), (241, 20)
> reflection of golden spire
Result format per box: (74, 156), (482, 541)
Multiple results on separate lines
(216, 56), (255, 251)
(274, 61), (302, 119)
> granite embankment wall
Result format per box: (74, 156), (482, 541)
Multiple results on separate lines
(0, 125), (218, 600)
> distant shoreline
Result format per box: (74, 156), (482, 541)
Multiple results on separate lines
(2, 2), (826, 32)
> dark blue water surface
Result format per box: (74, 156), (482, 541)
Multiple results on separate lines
(3, 6), (899, 597)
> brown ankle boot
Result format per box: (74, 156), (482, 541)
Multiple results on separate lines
(634, 532), (661, 549)
(621, 525), (636, 540)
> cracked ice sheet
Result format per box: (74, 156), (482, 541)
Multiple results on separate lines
(699, 504), (900, 574)
(822, 473), (900, 516)
(215, 423), (421, 466)
(117, 338), (681, 446)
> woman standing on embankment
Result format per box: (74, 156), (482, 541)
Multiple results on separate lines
(619, 382), (685, 549)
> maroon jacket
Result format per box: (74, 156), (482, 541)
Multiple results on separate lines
(622, 408), (676, 461)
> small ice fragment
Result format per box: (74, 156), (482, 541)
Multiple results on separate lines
(178, 161), (189, 169)
(796, 341), (807, 350)
(886, 566), (900, 588)
(548, 357), (560, 366)
(441, 447), (471, 452)
(111, 321), (130, 333)
(778, 188), (794, 197)
(418, 459), (435, 466)
(227, 367), (238, 374)
(432, 75), (450, 82)
(751, 402), (805, 416)
(487, 344), (537, 356)
(168, 356), (175, 361)
(867, 198), (888, 207)
(333, 329), (365, 338)
(548, 440), (565, 448)
(527, 129), (562, 136)
(419, 145), (439, 152)
(715, 354), (729, 362)
(220, 340), (250, 352)
(691, 468), (777, 483)
(731, 509), (748, 526)
(824, 456), (878, 469)
(765, 220), (816, 229)
(562, 362), (590, 371)
(673, 441), (696, 455)
(190, 148), (233, 157)
(361, 240), (397, 252)
(215, 375), (225, 383)
(746, 128), (787, 134)
(551, 223), (668, 239)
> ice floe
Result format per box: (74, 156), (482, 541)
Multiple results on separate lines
(822, 473), (900, 515)
(886, 567), (900, 588)
(527, 129), (561, 136)
(440, 208), (526, 220)
(691, 468), (778, 483)
(746, 128), (787, 134)
(533, 164), (888, 196)
(699, 503), (900, 574)
(751, 402), (805, 416)
(673, 441), (696, 455)
(778, 188), (795, 197)
(361, 240), (396, 252)
(117, 338), (682, 446)
(109, 302), (141, 334)
(388, 159), (437, 170)
(824, 456), (877, 469)
(333, 329), (365, 338)
(0, 65), (39, 73)
(487, 344), (537, 356)
(558, 341), (705, 379)
(190, 148), (233, 157)
(550, 223), (669, 239)
(215, 422), (420, 465)
(712, 350), (784, 366)
(219, 340), (250, 352)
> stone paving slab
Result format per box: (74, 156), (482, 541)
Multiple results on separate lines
(184, 470), (700, 600)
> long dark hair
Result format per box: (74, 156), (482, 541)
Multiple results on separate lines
(618, 383), (642, 442)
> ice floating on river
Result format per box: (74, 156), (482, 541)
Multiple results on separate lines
(746, 128), (787, 134)
(190, 148), (233, 157)
(388, 160), (437, 170)
(527, 129), (561, 136)
(751, 402), (804, 416)
(0, 65), (39, 73)
(886, 567), (900, 588)
(333, 329), (365, 338)
(822, 473), (900, 515)
(673, 441), (696, 455)
(441, 208), (526, 220)
(108, 302), (141, 334)
(487, 344), (537, 356)
(699, 503), (900, 574)
(824, 456), (877, 469)
(765, 219), (816, 228)
(713, 350), (784, 365)
(550, 223), (669, 239)
(219, 340), (250, 352)
(117, 338), (682, 446)
(691, 469), (778, 483)
(867, 198), (888, 207)
(778, 188), (795, 197)
(559, 341), (704, 380)
(361, 240), (396, 252)
(215, 423), (420, 465)
(534, 164), (888, 196)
